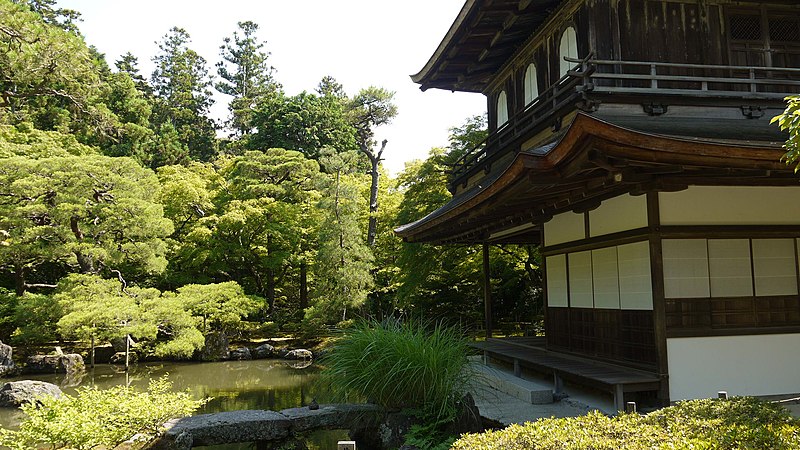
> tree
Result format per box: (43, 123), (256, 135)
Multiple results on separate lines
(310, 151), (373, 323)
(171, 281), (259, 335)
(216, 21), (279, 137)
(10, 0), (82, 34)
(115, 52), (151, 95)
(0, 153), (173, 295)
(151, 27), (217, 161)
(248, 90), (357, 160)
(348, 87), (397, 247)
(446, 113), (487, 163)
(773, 95), (800, 171)
(0, 1), (101, 133)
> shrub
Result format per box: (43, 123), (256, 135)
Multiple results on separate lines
(0, 377), (207, 450)
(321, 318), (473, 422)
(452, 397), (800, 450)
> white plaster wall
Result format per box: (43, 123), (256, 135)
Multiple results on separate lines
(659, 186), (800, 225)
(546, 254), (569, 307)
(667, 334), (800, 400)
(544, 211), (585, 246)
(589, 194), (648, 237)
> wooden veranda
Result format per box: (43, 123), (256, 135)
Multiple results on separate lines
(470, 337), (661, 411)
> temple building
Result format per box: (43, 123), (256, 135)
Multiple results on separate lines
(396, 0), (800, 408)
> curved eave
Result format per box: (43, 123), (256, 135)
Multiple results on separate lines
(395, 113), (792, 243)
(411, 0), (478, 89)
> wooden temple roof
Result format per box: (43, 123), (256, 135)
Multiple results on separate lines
(411, 0), (563, 93)
(394, 113), (796, 245)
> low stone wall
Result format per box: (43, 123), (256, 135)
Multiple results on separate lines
(146, 404), (385, 450)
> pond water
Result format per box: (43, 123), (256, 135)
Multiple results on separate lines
(0, 360), (347, 449)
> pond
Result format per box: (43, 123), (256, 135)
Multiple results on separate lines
(0, 360), (347, 449)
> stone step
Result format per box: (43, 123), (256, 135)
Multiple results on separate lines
(471, 361), (554, 404)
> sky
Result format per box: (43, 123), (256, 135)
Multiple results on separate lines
(56, 0), (488, 175)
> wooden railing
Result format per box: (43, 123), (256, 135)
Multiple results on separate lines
(448, 56), (800, 191)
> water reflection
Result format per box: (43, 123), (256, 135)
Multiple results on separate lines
(0, 359), (341, 447)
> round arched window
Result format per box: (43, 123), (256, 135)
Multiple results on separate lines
(496, 90), (509, 127)
(523, 63), (539, 105)
(559, 27), (578, 78)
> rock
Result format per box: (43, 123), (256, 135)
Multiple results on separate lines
(0, 380), (62, 407)
(252, 343), (275, 359)
(280, 403), (383, 433)
(0, 340), (17, 377)
(92, 344), (116, 364)
(111, 336), (136, 353)
(201, 332), (229, 361)
(110, 352), (137, 365)
(229, 347), (252, 361)
(25, 354), (84, 375)
(159, 410), (291, 448)
(275, 348), (289, 359)
(284, 349), (313, 361)
(444, 393), (483, 436)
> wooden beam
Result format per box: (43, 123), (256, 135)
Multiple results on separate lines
(483, 243), (493, 339)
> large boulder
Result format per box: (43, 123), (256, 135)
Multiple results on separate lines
(0, 380), (62, 407)
(201, 332), (229, 361)
(228, 347), (252, 361)
(284, 349), (313, 361)
(25, 354), (84, 375)
(0, 340), (17, 377)
(252, 343), (275, 359)
(110, 352), (137, 365)
(92, 344), (116, 364)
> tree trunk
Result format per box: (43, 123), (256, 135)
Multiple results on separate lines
(90, 334), (95, 368)
(13, 264), (25, 297)
(361, 140), (387, 248)
(299, 262), (308, 311)
(267, 235), (275, 314)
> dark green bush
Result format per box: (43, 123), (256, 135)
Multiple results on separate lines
(452, 397), (800, 450)
(321, 318), (474, 422)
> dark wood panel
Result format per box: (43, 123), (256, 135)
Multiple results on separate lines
(546, 306), (657, 368)
(665, 295), (800, 336)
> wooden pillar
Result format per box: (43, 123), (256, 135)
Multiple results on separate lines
(483, 242), (493, 338)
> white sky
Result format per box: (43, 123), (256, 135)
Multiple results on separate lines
(56, 0), (487, 175)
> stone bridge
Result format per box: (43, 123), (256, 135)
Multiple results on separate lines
(146, 404), (385, 450)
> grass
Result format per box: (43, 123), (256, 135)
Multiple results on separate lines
(320, 318), (474, 422)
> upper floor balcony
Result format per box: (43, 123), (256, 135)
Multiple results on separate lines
(448, 56), (800, 194)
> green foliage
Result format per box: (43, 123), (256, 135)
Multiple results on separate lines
(773, 95), (800, 171)
(310, 157), (373, 322)
(0, 377), (206, 450)
(11, 291), (60, 345)
(151, 27), (217, 161)
(321, 319), (473, 422)
(248, 91), (358, 159)
(404, 421), (458, 450)
(216, 21), (280, 137)
(56, 274), (160, 344)
(171, 281), (260, 335)
(0, 153), (172, 294)
(0, 123), (96, 158)
(452, 397), (800, 450)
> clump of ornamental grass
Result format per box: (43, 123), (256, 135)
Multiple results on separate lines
(0, 377), (207, 450)
(320, 318), (474, 422)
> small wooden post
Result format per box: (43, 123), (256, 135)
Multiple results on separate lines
(90, 334), (95, 368)
(124, 334), (130, 371)
(718, 391), (728, 400)
(482, 243), (492, 339)
(338, 441), (356, 450)
(625, 402), (637, 414)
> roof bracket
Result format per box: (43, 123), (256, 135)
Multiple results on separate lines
(642, 103), (668, 116)
(741, 105), (764, 119)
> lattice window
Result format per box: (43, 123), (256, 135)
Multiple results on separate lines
(769, 17), (800, 43)
(730, 14), (762, 41)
